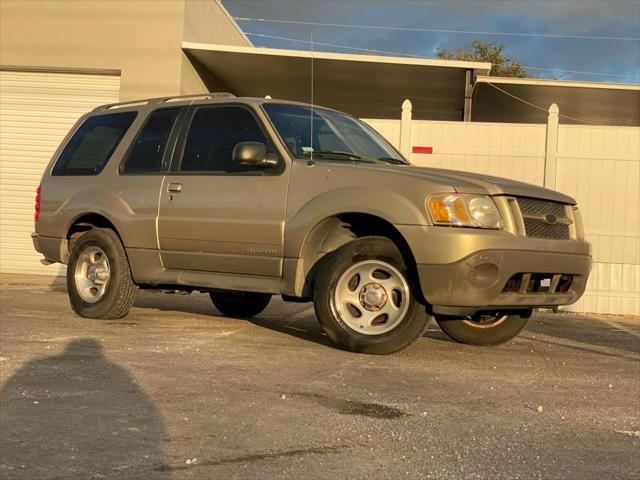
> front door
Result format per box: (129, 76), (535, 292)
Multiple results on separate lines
(157, 104), (289, 277)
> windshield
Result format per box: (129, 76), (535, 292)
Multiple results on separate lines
(262, 103), (408, 164)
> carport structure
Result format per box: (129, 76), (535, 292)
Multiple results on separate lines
(472, 76), (640, 126)
(183, 42), (490, 120)
(183, 42), (640, 127)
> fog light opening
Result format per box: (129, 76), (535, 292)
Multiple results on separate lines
(467, 263), (500, 288)
(556, 274), (574, 293)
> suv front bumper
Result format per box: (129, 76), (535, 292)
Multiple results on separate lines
(397, 225), (592, 316)
(417, 249), (591, 315)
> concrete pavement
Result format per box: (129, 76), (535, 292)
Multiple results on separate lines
(0, 274), (638, 479)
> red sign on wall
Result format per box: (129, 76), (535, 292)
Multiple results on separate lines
(412, 146), (433, 154)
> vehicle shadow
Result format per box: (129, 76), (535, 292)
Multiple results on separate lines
(134, 292), (337, 349)
(421, 323), (453, 342)
(422, 313), (640, 359)
(47, 275), (67, 292)
(248, 313), (454, 350)
(0, 338), (168, 480)
(45, 279), (639, 357)
(251, 308), (336, 349)
(525, 313), (640, 357)
(133, 291), (217, 317)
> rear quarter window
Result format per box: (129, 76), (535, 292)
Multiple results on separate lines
(52, 111), (137, 176)
(121, 108), (180, 174)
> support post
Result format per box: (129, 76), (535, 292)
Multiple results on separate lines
(544, 103), (560, 189)
(400, 99), (412, 159)
(463, 70), (473, 122)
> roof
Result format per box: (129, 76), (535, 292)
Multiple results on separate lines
(92, 92), (237, 111)
(183, 42), (491, 120)
(477, 76), (640, 91)
(473, 76), (640, 126)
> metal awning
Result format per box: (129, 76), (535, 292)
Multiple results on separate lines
(472, 76), (640, 126)
(183, 42), (490, 120)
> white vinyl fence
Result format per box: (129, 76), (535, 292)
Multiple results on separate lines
(364, 101), (640, 316)
(555, 125), (639, 315)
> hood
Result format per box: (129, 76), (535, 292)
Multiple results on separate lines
(399, 166), (576, 205)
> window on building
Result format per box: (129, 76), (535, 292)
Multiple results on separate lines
(53, 111), (137, 176)
(180, 106), (267, 173)
(122, 108), (180, 173)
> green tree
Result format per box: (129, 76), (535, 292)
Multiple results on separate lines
(436, 40), (529, 78)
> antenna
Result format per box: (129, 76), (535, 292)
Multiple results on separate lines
(309, 32), (315, 165)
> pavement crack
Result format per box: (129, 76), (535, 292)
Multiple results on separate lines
(156, 444), (348, 471)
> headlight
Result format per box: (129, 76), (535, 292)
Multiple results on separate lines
(427, 193), (503, 229)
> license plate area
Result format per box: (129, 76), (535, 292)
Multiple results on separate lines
(530, 274), (553, 292)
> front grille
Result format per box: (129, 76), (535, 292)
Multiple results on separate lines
(516, 198), (570, 240)
(517, 198), (566, 217)
(523, 218), (570, 239)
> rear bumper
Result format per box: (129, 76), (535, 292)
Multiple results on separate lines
(32, 233), (67, 264)
(417, 249), (592, 315)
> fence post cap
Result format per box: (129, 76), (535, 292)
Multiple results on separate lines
(402, 99), (412, 111)
(548, 103), (559, 115)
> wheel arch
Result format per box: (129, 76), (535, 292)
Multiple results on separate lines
(284, 186), (425, 258)
(297, 212), (423, 302)
(64, 212), (125, 262)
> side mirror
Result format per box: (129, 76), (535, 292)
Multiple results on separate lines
(232, 142), (277, 168)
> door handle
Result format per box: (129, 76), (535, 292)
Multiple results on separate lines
(167, 183), (182, 193)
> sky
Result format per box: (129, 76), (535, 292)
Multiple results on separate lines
(222, 0), (640, 84)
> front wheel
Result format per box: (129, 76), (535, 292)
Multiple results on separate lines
(313, 237), (428, 355)
(209, 291), (271, 318)
(436, 313), (529, 346)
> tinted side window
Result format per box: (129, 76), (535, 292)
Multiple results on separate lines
(122, 108), (180, 173)
(53, 111), (137, 176)
(181, 106), (267, 173)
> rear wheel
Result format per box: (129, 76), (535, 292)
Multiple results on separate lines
(313, 237), (428, 354)
(209, 291), (271, 318)
(436, 313), (529, 346)
(67, 228), (138, 319)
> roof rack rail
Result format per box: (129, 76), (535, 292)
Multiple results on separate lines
(93, 92), (236, 111)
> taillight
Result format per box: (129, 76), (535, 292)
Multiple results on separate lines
(34, 185), (41, 222)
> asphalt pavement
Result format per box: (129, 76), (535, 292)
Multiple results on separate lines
(0, 273), (638, 480)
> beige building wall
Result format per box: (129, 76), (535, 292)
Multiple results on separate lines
(179, 0), (250, 95)
(0, 0), (250, 278)
(182, 0), (249, 45)
(0, 0), (249, 101)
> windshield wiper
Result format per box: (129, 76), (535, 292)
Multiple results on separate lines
(302, 151), (379, 163)
(302, 151), (407, 165)
(302, 150), (362, 160)
(377, 156), (409, 165)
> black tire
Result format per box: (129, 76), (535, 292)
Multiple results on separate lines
(436, 314), (529, 346)
(210, 291), (271, 318)
(313, 236), (428, 355)
(67, 228), (138, 319)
